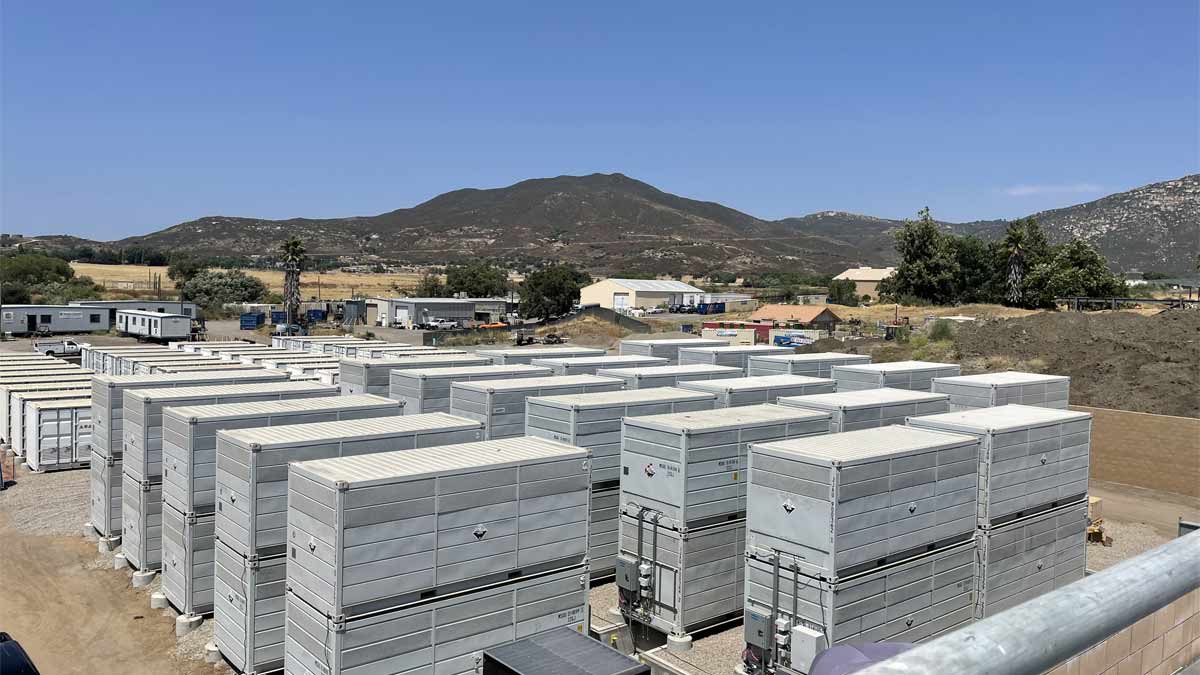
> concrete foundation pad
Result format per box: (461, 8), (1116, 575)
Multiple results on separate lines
(150, 592), (168, 609)
(83, 522), (94, 538)
(131, 570), (156, 588)
(176, 614), (203, 637)
(667, 633), (693, 653)
(112, 553), (127, 570)
(97, 536), (120, 553)
(204, 643), (221, 664)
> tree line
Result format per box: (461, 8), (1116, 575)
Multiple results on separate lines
(411, 260), (590, 320)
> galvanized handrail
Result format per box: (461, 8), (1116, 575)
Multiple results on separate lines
(855, 530), (1200, 675)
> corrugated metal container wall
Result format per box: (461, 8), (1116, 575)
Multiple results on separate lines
(618, 338), (729, 365)
(677, 345), (795, 372)
(1, 378), (92, 444)
(593, 364), (743, 390)
(389, 364), (552, 414)
(831, 361), (961, 392)
(90, 450), (123, 536)
(975, 500), (1087, 618)
(677, 375), (836, 408)
(745, 352), (872, 378)
(777, 388), (951, 433)
(530, 355), (669, 376)
(339, 355), (491, 396)
(151, 363), (263, 374)
(9, 387), (93, 457)
(23, 398), (92, 471)
(450, 375), (624, 440)
(475, 346), (605, 366)
(931, 371), (1071, 411)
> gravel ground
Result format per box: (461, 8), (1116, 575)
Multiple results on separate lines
(1086, 519), (1171, 572)
(0, 457), (90, 536)
(590, 581), (618, 616)
(649, 626), (744, 675)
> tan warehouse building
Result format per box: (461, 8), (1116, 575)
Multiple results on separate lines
(833, 266), (896, 302)
(579, 278), (705, 310)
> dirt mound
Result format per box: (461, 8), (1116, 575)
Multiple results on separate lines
(955, 310), (1200, 417)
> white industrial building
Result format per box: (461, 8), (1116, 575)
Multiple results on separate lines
(579, 278), (705, 310)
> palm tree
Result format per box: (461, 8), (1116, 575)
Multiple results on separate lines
(280, 237), (306, 330)
(1002, 221), (1028, 307)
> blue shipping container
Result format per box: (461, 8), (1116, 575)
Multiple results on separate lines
(697, 302), (726, 315)
(239, 313), (265, 330)
(306, 309), (327, 322)
(270, 311), (288, 323)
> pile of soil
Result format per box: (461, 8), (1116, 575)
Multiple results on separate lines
(954, 310), (1200, 417)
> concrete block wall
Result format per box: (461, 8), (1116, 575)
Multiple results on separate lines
(1072, 406), (1200, 498)
(1046, 587), (1200, 675)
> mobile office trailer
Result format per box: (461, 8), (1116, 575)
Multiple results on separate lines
(618, 337), (730, 365)
(777, 388), (951, 432)
(1, 304), (111, 335)
(677, 375), (836, 408)
(830, 361), (962, 392)
(159, 395), (401, 618)
(475, 346), (606, 366)
(525, 387), (719, 579)
(8, 387), (93, 456)
(906, 405), (1092, 528)
(594, 364), (743, 390)
(0, 376), (94, 443)
(530, 355), (669, 376)
(116, 310), (192, 341)
(23, 398), (92, 471)
(450, 375), (624, 440)
(746, 352), (873, 378)
(677, 344), (795, 372)
(340, 354), (492, 396)
(931, 371), (1071, 411)
(744, 426), (981, 582)
(389, 364), (552, 414)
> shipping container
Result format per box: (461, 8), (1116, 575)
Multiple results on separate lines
(340, 354), (491, 396)
(283, 564), (589, 675)
(23, 398), (92, 471)
(677, 375), (836, 408)
(8, 387), (93, 456)
(975, 500), (1087, 618)
(831, 361), (961, 392)
(618, 337), (729, 365)
(931, 371), (1071, 411)
(742, 541), (976, 674)
(745, 426), (980, 581)
(907, 405), (1092, 527)
(389, 364), (552, 414)
(525, 387), (719, 578)
(0, 376), (94, 443)
(776, 387), (951, 432)
(451, 375), (624, 440)
(593, 364), (743, 390)
(476, 346), (606, 366)
(677, 344), (794, 372)
(214, 414), (485, 558)
(530, 355), (669, 376)
(746, 352), (872, 378)
(239, 313), (265, 330)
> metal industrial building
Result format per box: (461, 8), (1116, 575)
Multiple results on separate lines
(364, 297), (509, 328)
(579, 278), (705, 310)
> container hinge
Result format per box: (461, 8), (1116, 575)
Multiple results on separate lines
(185, 513), (198, 525)
(332, 615), (347, 632)
(247, 554), (260, 568)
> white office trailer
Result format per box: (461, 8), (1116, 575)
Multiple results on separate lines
(525, 387), (719, 579)
(618, 337), (730, 365)
(677, 344), (795, 372)
(450, 375), (624, 440)
(616, 405), (834, 642)
(0, 376), (94, 443)
(594, 363), (743, 390)
(88, 369), (290, 540)
(280, 439), (591, 675)
(23, 398), (92, 471)
(777, 388), (952, 433)
(210, 414), (488, 674)
(389, 364), (552, 414)
(742, 541), (977, 674)
(160, 395), (401, 618)
(746, 352), (873, 378)
(151, 362), (264, 374)
(831, 360), (961, 392)
(475, 346), (606, 366)
(9, 387), (93, 457)
(906, 405), (1092, 528)
(339, 354), (491, 396)
(974, 500), (1087, 618)
(116, 309), (191, 341)
(530, 354), (669, 376)
(677, 375), (836, 408)
(745, 426), (980, 581)
(931, 371), (1071, 411)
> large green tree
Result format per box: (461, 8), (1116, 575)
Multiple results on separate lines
(413, 272), (447, 298)
(520, 264), (590, 319)
(827, 279), (859, 306)
(446, 262), (509, 298)
(880, 207), (959, 304)
(181, 270), (269, 310)
(1023, 239), (1126, 306)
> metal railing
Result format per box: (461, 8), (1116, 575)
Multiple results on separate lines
(855, 530), (1200, 675)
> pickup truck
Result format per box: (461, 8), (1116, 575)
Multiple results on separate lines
(33, 339), (82, 357)
(424, 319), (459, 330)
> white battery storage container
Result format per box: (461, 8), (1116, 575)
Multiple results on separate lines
(677, 344), (795, 372)
(975, 500), (1087, 618)
(260, 356), (339, 371)
(619, 337), (730, 365)
(212, 541), (288, 674)
(451, 375), (624, 440)
(777, 388), (951, 433)
(240, 352), (327, 366)
(524, 387), (719, 578)
(677, 375), (836, 408)
(339, 354), (491, 395)
(2, 382), (91, 449)
(475, 346), (606, 365)
(931, 371), (1071, 410)
(364, 344), (443, 358)
(745, 426), (980, 581)
(162, 501), (217, 618)
(152, 362), (264, 374)
(906, 405), (1092, 527)
(0, 376), (93, 441)
(593, 364), (743, 390)
(831, 361), (961, 392)
(325, 340), (391, 357)
(23, 398), (92, 471)
(121, 473), (164, 570)
(90, 450), (123, 536)
(530, 354), (669, 376)
(746, 352), (872, 378)
(285, 363), (339, 380)
(389, 364), (552, 414)
(8, 387), (93, 457)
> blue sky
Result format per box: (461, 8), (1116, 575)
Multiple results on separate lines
(3, 1), (1196, 239)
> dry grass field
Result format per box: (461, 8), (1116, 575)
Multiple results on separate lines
(71, 262), (422, 299)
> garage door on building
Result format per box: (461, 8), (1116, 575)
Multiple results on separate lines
(396, 307), (411, 328)
(613, 293), (630, 310)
